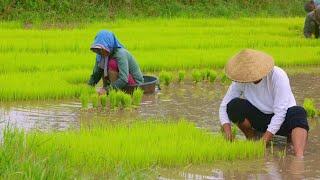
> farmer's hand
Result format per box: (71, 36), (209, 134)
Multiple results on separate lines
(222, 123), (233, 141)
(97, 87), (107, 95)
(262, 131), (273, 143)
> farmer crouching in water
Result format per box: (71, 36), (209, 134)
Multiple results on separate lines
(304, 6), (320, 38)
(88, 30), (144, 94)
(219, 49), (309, 158)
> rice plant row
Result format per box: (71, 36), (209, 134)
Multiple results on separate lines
(80, 88), (144, 110)
(0, 120), (265, 178)
(1, 18), (320, 101)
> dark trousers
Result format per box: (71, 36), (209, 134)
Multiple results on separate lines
(226, 98), (309, 136)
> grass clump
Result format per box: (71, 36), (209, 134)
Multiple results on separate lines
(80, 94), (89, 109)
(220, 72), (231, 84)
(159, 71), (173, 86)
(0, 120), (265, 178)
(109, 89), (133, 110)
(100, 95), (108, 108)
(132, 88), (144, 106)
(192, 70), (202, 84)
(209, 70), (218, 83)
(91, 94), (99, 108)
(178, 71), (186, 83)
(303, 98), (318, 118)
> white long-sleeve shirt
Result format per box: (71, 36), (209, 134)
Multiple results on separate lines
(219, 66), (296, 135)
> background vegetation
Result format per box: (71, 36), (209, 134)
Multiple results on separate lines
(1, 0), (306, 23)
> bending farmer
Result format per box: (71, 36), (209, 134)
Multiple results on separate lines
(88, 30), (144, 94)
(304, 6), (320, 38)
(219, 49), (309, 158)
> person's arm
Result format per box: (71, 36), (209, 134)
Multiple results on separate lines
(219, 82), (243, 140)
(88, 60), (103, 86)
(264, 71), (292, 142)
(304, 14), (315, 38)
(109, 57), (129, 89)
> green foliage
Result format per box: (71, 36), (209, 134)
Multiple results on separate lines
(159, 71), (173, 86)
(91, 94), (99, 108)
(80, 94), (89, 109)
(220, 72), (231, 84)
(192, 70), (202, 84)
(178, 71), (186, 83)
(231, 125), (238, 137)
(0, 128), (72, 179)
(200, 69), (208, 80)
(109, 89), (133, 109)
(100, 95), (108, 108)
(209, 70), (218, 83)
(109, 89), (119, 110)
(132, 88), (144, 106)
(303, 98), (317, 118)
(0, 1), (306, 22)
(1, 18), (320, 101)
(0, 120), (265, 178)
(120, 92), (132, 109)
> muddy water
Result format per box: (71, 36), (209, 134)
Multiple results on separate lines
(0, 74), (320, 179)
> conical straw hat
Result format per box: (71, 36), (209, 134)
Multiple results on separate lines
(225, 49), (275, 83)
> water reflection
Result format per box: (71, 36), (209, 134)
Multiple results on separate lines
(0, 74), (320, 179)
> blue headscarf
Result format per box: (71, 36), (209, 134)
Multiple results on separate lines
(91, 30), (124, 77)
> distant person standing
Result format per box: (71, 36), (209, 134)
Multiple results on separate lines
(304, 0), (320, 12)
(304, 6), (320, 38)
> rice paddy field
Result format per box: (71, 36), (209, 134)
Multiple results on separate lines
(0, 18), (320, 101)
(1, 18), (320, 179)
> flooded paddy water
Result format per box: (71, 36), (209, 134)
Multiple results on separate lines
(0, 73), (319, 179)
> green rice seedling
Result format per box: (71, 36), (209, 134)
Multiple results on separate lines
(109, 89), (119, 110)
(200, 69), (208, 80)
(159, 71), (173, 86)
(0, 120), (265, 178)
(192, 70), (202, 84)
(220, 72), (231, 84)
(303, 98), (317, 118)
(270, 141), (274, 155)
(100, 95), (108, 108)
(178, 71), (186, 83)
(209, 70), (218, 83)
(80, 94), (89, 109)
(231, 125), (238, 138)
(132, 88), (144, 106)
(121, 93), (132, 109)
(91, 94), (99, 108)
(1, 18), (320, 102)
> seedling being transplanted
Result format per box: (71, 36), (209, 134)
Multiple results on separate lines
(91, 94), (99, 108)
(100, 95), (107, 108)
(132, 88), (144, 106)
(80, 94), (89, 109)
(192, 70), (202, 84)
(209, 70), (218, 83)
(303, 98), (317, 118)
(232, 125), (238, 138)
(159, 71), (173, 86)
(178, 71), (186, 83)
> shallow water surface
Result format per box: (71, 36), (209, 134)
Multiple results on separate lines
(0, 73), (319, 179)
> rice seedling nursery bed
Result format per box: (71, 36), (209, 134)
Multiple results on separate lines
(0, 120), (265, 179)
(0, 18), (320, 101)
(1, 18), (320, 179)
